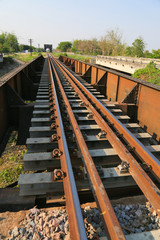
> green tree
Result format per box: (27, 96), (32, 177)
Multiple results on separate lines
(2, 42), (9, 53)
(6, 33), (19, 52)
(132, 37), (145, 57)
(19, 44), (29, 51)
(0, 32), (19, 53)
(57, 41), (72, 52)
(99, 29), (125, 56)
(144, 50), (153, 58)
(72, 40), (80, 53)
(125, 46), (134, 56)
(152, 49), (160, 59)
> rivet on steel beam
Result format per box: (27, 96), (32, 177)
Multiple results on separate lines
(50, 115), (57, 121)
(51, 134), (60, 142)
(79, 102), (85, 107)
(118, 161), (130, 174)
(50, 102), (55, 107)
(49, 92), (53, 96)
(98, 130), (107, 139)
(117, 132), (123, 138)
(50, 114), (55, 120)
(49, 95), (54, 100)
(52, 169), (66, 181)
(49, 96), (54, 101)
(127, 144), (136, 152)
(50, 123), (58, 130)
(87, 113), (93, 119)
(52, 148), (63, 158)
(108, 122), (114, 127)
(50, 107), (56, 113)
(141, 163), (152, 172)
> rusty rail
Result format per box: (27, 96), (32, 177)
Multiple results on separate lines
(49, 55), (126, 240)
(59, 55), (160, 142)
(57, 57), (160, 182)
(50, 55), (160, 218)
(48, 58), (87, 240)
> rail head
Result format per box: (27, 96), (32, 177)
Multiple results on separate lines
(49, 55), (126, 240)
(48, 57), (87, 240)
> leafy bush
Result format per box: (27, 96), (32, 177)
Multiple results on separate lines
(4, 56), (14, 64)
(52, 52), (91, 63)
(132, 62), (160, 85)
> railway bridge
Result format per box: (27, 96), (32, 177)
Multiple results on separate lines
(0, 54), (160, 240)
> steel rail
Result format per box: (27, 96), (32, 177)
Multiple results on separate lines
(51, 55), (160, 217)
(55, 57), (160, 182)
(49, 55), (126, 240)
(48, 58), (87, 240)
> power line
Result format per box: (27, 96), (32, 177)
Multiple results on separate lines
(28, 38), (33, 56)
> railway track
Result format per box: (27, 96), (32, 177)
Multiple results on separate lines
(18, 55), (160, 239)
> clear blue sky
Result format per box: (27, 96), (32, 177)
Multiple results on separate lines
(0, 0), (160, 51)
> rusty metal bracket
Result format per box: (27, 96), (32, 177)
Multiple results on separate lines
(51, 134), (60, 142)
(50, 123), (58, 130)
(127, 144), (136, 152)
(49, 95), (55, 101)
(98, 130), (107, 139)
(50, 114), (56, 120)
(78, 102), (85, 107)
(141, 163), (152, 172)
(50, 107), (56, 112)
(116, 132), (123, 138)
(118, 161), (130, 174)
(49, 102), (55, 107)
(52, 148), (63, 158)
(52, 169), (65, 181)
(87, 113), (93, 119)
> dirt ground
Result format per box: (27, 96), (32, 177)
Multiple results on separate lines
(0, 210), (27, 239)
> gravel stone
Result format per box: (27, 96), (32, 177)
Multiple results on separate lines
(12, 226), (19, 238)
(6, 201), (160, 239)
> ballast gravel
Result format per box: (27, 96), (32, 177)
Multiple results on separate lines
(7, 208), (70, 240)
(6, 202), (160, 240)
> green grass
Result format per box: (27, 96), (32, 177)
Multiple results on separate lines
(52, 52), (92, 62)
(132, 62), (160, 86)
(0, 131), (26, 188)
(0, 165), (24, 185)
(7, 52), (42, 62)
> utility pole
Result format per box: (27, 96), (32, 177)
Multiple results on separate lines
(28, 39), (33, 56)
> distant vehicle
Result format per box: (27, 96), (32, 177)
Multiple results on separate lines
(46, 48), (50, 52)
